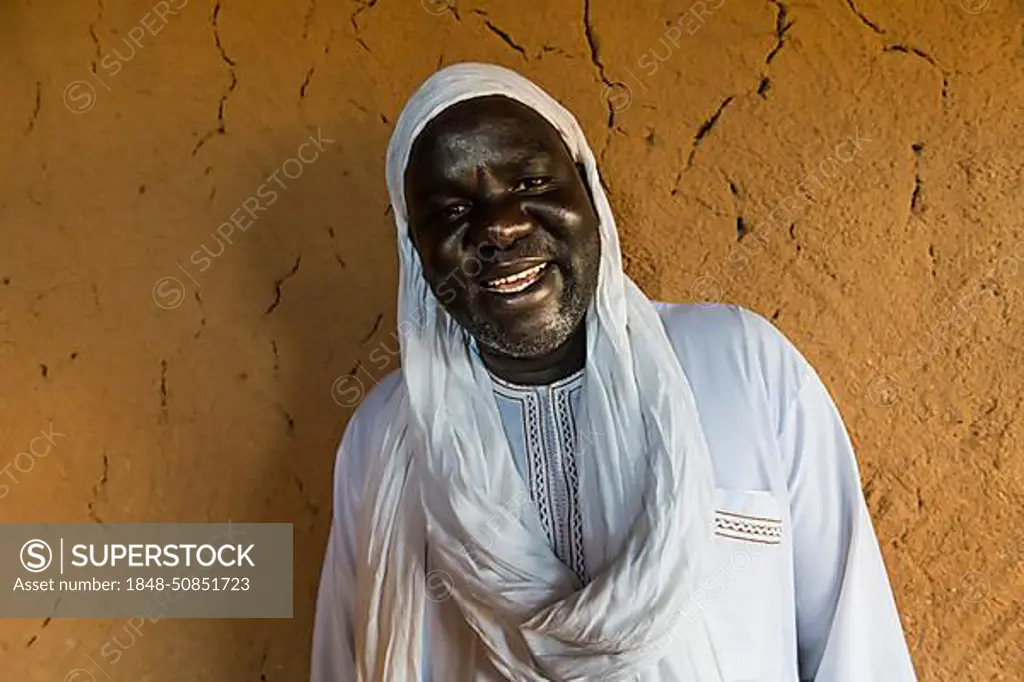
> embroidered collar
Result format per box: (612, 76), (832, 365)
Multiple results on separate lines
(487, 367), (586, 396)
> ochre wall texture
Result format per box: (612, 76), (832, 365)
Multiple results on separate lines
(1, 0), (1022, 679)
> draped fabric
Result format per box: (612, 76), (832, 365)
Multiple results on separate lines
(354, 62), (723, 681)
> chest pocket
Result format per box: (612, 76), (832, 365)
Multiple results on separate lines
(700, 488), (787, 681)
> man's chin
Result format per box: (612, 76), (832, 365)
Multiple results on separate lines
(471, 316), (576, 360)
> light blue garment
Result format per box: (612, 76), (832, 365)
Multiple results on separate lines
(489, 369), (589, 585)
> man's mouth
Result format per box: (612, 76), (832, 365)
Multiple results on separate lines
(481, 262), (551, 294)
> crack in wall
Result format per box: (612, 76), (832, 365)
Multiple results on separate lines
(193, 291), (206, 339)
(884, 43), (936, 66)
(582, 0), (606, 79)
(263, 256), (302, 316)
(728, 179), (750, 240)
(484, 20), (527, 59)
(756, 1), (794, 102)
(676, 3), (794, 193)
(300, 66), (314, 98)
(26, 616), (54, 650)
(258, 647), (269, 681)
(346, 97), (370, 117)
(350, 0), (379, 55)
(302, 0), (317, 40)
(843, 5), (949, 106)
(361, 313), (383, 343)
(911, 141), (924, 216)
(88, 0), (105, 73)
(766, 1), (793, 65)
(299, 21), (336, 99)
(280, 406), (295, 436)
(87, 451), (109, 523)
(324, 25), (336, 55)
(27, 82), (41, 133)
(293, 476), (319, 516)
(541, 44), (570, 59)
(159, 359), (169, 424)
(212, 1), (237, 67)
(582, 0), (617, 129)
(883, 44), (949, 107)
(670, 95), (734, 195)
(191, 1), (239, 156)
(844, 0), (885, 35)
(687, 95), (734, 167)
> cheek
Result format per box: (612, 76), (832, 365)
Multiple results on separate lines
(412, 230), (456, 272)
(560, 208), (600, 254)
(571, 227), (602, 281)
(547, 190), (597, 238)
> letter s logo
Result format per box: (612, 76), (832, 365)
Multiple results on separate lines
(21, 539), (53, 573)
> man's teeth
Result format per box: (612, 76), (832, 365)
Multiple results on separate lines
(485, 263), (548, 292)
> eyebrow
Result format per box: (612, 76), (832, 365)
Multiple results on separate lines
(415, 147), (558, 198)
(474, 151), (557, 184)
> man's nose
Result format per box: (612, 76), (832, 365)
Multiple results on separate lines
(471, 202), (535, 250)
(485, 219), (534, 249)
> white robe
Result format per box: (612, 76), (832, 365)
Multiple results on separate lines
(311, 303), (917, 681)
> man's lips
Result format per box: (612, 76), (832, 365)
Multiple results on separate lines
(479, 259), (552, 294)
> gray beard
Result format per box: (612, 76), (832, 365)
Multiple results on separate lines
(462, 280), (590, 359)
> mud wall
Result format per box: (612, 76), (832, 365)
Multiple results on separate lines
(1, 0), (1022, 679)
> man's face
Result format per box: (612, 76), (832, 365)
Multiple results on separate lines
(404, 95), (601, 359)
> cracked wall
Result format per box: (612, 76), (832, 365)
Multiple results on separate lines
(1, 0), (1023, 679)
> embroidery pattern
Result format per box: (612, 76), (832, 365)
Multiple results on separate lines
(489, 370), (589, 583)
(556, 384), (588, 583)
(714, 509), (783, 545)
(519, 393), (555, 548)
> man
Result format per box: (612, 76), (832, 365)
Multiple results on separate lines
(311, 63), (916, 681)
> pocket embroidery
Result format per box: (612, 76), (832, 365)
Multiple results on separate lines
(713, 508), (783, 545)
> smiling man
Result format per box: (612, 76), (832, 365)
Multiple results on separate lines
(311, 63), (916, 681)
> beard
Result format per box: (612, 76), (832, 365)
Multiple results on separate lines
(464, 274), (591, 359)
(431, 227), (601, 360)
(461, 242), (599, 358)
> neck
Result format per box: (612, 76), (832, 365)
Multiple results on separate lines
(478, 323), (586, 386)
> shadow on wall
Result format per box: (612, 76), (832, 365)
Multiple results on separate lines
(210, 115), (394, 679)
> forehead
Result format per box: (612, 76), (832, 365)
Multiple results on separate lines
(405, 95), (573, 178)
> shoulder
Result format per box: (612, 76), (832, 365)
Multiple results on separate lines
(653, 302), (812, 436)
(654, 301), (791, 355)
(329, 369), (404, 516)
(341, 368), (404, 445)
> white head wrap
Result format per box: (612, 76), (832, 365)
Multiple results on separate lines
(356, 62), (722, 681)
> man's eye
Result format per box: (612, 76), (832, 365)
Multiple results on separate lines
(514, 176), (552, 192)
(441, 204), (469, 222)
